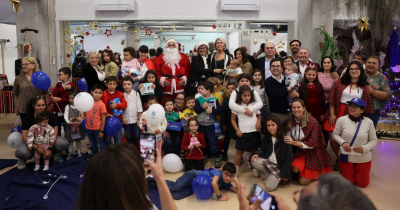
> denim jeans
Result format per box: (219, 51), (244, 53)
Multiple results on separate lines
(163, 130), (180, 156)
(86, 129), (105, 155)
(147, 169), (198, 200)
(199, 124), (220, 158)
(366, 110), (380, 129)
(133, 81), (139, 92)
(123, 123), (140, 145)
(105, 118), (123, 146)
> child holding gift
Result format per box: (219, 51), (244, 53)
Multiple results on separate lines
(179, 96), (197, 131)
(181, 117), (206, 171)
(163, 98), (181, 156)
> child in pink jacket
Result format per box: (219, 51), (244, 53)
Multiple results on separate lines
(120, 47), (147, 91)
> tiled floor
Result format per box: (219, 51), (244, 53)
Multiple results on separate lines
(1, 115), (399, 209)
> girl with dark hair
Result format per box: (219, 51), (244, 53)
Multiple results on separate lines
(251, 115), (293, 191)
(251, 69), (270, 124)
(323, 61), (373, 171)
(234, 47), (253, 75)
(138, 45), (155, 70)
(318, 56), (338, 100)
(138, 70), (164, 109)
(64, 90), (85, 160)
(101, 49), (120, 82)
(114, 52), (122, 69)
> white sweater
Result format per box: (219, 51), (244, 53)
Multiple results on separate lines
(139, 110), (167, 142)
(333, 115), (378, 163)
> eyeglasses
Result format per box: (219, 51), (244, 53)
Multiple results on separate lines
(57, 74), (65, 77)
(198, 47), (207, 50)
(35, 95), (45, 99)
(284, 61), (293, 64)
(223, 172), (235, 179)
(293, 189), (302, 205)
(21, 63), (32, 66)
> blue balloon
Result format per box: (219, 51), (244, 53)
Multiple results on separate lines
(191, 174), (214, 199)
(105, 117), (121, 137)
(81, 118), (87, 134)
(10, 126), (22, 133)
(31, 71), (51, 90)
(118, 70), (122, 78)
(78, 78), (88, 91)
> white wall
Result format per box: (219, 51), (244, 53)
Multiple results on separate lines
(0, 24), (18, 85)
(247, 33), (288, 55)
(228, 32), (240, 55)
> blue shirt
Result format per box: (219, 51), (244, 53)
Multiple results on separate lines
(197, 169), (233, 190)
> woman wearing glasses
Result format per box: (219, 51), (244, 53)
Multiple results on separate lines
(13, 57), (48, 121)
(15, 95), (68, 169)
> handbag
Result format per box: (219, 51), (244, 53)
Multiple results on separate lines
(339, 118), (362, 163)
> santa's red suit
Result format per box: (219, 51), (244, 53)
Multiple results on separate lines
(155, 39), (191, 102)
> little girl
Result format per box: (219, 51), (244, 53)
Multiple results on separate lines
(64, 91), (85, 160)
(299, 65), (326, 123)
(163, 98), (181, 156)
(251, 69), (271, 125)
(27, 112), (56, 171)
(181, 117), (206, 171)
(120, 47), (147, 91)
(231, 86), (262, 178)
(139, 70), (164, 109)
(101, 49), (120, 82)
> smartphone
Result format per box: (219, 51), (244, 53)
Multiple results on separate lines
(248, 183), (278, 210)
(139, 133), (156, 165)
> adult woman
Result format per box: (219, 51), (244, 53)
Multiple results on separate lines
(207, 38), (231, 87)
(333, 98), (378, 187)
(318, 56), (338, 100)
(77, 143), (178, 210)
(323, 61), (373, 171)
(282, 56), (295, 71)
(83, 50), (106, 92)
(114, 52), (122, 69)
(138, 45), (155, 70)
(234, 47), (253, 75)
(16, 95), (68, 169)
(364, 55), (392, 128)
(186, 41), (222, 96)
(13, 57), (48, 121)
(101, 49), (120, 82)
(284, 99), (332, 186)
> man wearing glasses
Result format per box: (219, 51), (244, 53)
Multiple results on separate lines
(254, 42), (282, 80)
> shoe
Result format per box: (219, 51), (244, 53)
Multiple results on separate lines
(17, 159), (26, 170)
(77, 150), (82, 157)
(66, 154), (73, 160)
(221, 156), (228, 161)
(34, 165), (40, 171)
(43, 166), (49, 171)
(215, 158), (222, 168)
(179, 150), (186, 160)
(147, 170), (152, 175)
(53, 153), (64, 163)
(333, 159), (340, 171)
(253, 168), (260, 177)
(203, 156), (208, 164)
(217, 135), (225, 140)
(235, 166), (239, 178)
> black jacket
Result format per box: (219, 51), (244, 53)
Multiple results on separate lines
(254, 56), (282, 80)
(247, 54), (256, 68)
(254, 135), (293, 181)
(265, 76), (291, 113)
(188, 54), (214, 83)
(83, 63), (106, 92)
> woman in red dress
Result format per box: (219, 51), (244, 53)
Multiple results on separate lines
(284, 99), (332, 186)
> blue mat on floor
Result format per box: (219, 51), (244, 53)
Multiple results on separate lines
(0, 159), (18, 170)
(0, 155), (161, 210)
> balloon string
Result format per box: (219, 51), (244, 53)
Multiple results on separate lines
(43, 175), (62, 199)
(47, 90), (63, 114)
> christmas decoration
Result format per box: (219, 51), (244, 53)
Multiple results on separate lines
(104, 29), (113, 37)
(272, 31), (277, 36)
(64, 40), (68, 44)
(277, 41), (285, 49)
(89, 21), (98, 30)
(253, 40), (258, 45)
(69, 38), (73, 43)
(76, 26), (81, 31)
(98, 29), (103, 34)
(111, 25), (117, 30)
(66, 54), (71, 58)
(134, 28), (139, 33)
(80, 40), (83, 44)
(134, 38), (141, 43)
(357, 14), (369, 33)
(122, 24), (129, 32)
(68, 62), (72, 67)
(106, 45), (110, 49)
(121, 39), (125, 45)
(159, 27), (164, 32)
(85, 31), (90, 36)
(163, 36), (165, 41)
(145, 28), (153, 36)
(276, 24), (281, 30)
(212, 24), (217, 29)
(79, 32), (84, 36)
(67, 45), (74, 53)
(169, 23), (177, 30)
(74, 41), (78, 46)
(287, 46), (291, 50)
(314, 25), (341, 62)
(11, 0), (20, 13)
(82, 27), (85, 31)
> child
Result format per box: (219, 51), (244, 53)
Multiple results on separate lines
(179, 96), (197, 131)
(231, 86), (262, 178)
(147, 162), (239, 200)
(138, 70), (164, 107)
(194, 81), (223, 168)
(120, 47), (145, 91)
(64, 91), (85, 160)
(284, 63), (300, 106)
(52, 67), (73, 136)
(299, 65), (326, 123)
(101, 49), (120, 82)
(206, 77), (223, 106)
(163, 98), (181, 156)
(101, 76), (127, 146)
(194, 85), (202, 99)
(251, 115), (293, 191)
(181, 117), (206, 171)
(224, 59), (242, 84)
(121, 76), (143, 145)
(251, 69), (271, 125)
(221, 82), (237, 161)
(81, 84), (107, 156)
(27, 112), (55, 171)
(215, 74), (228, 98)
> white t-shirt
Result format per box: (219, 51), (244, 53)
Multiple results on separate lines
(269, 137), (278, 164)
(340, 86), (363, 103)
(232, 102), (261, 133)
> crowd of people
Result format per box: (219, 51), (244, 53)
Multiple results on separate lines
(12, 37), (386, 209)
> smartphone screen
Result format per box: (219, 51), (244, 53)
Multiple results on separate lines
(248, 183), (278, 210)
(139, 134), (156, 165)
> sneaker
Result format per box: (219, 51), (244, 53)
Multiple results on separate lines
(253, 168), (260, 177)
(333, 159), (340, 171)
(215, 158), (222, 168)
(43, 166), (49, 171)
(53, 153), (64, 163)
(179, 150), (186, 160)
(203, 156), (208, 164)
(77, 150), (82, 157)
(217, 135), (225, 140)
(17, 159), (26, 170)
(66, 154), (73, 160)
(34, 165), (40, 171)
(221, 156), (228, 161)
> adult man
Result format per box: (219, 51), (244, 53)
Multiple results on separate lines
(295, 48), (321, 77)
(289, 40), (301, 62)
(254, 42), (281, 80)
(340, 50), (367, 77)
(264, 58), (292, 124)
(241, 45), (256, 67)
(155, 38), (191, 104)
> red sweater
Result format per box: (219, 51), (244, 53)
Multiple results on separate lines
(100, 89), (127, 119)
(181, 132), (206, 160)
(52, 81), (73, 113)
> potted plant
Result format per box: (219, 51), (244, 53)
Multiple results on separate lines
(15, 39), (33, 53)
(315, 25), (341, 62)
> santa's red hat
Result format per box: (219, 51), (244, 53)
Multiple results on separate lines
(177, 42), (182, 52)
(164, 38), (178, 51)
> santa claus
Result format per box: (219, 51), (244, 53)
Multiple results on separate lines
(155, 38), (191, 104)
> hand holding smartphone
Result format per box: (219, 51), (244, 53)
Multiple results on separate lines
(248, 183), (278, 210)
(140, 133), (156, 165)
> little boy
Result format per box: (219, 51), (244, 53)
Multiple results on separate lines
(121, 76), (143, 145)
(221, 82), (237, 161)
(101, 76), (127, 146)
(147, 162), (239, 200)
(194, 81), (223, 168)
(163, 98), (181, 156)
(215, 74), (228, 98)
(121, 47), (145, 91)
(224, 59), (242, 84)
(52, 67), (73, 136)
(284, 63), (299, 106)
(206, 77), (224, 105)
(179, 96), (197, 131)
(81, 84), (107, 156)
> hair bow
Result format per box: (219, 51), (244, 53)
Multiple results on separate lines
(306, 62), (316, 70)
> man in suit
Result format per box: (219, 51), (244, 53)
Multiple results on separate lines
(254, 42), (281, 80)
(295, 48), (321, 77)
(241, 45), (255, 68)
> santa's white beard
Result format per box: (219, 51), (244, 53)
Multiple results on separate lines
(163, 48), (181, 69)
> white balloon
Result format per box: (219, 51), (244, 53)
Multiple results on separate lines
(74, 92), (94, 113)
(147, 104), (165, 125)
(162, 154), (183, 173)
(7, 132), (23, 148)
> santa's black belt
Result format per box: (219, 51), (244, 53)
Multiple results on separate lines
(162, 74), (184, 79)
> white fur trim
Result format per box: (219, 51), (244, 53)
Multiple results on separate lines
(164, 38), (178, 51)
(196, 41), (208, 52)
(160, 76), (166, 87)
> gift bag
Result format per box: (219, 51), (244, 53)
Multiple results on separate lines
(207, 99), (217, 120)
(140, 83), (155, 95)
(109, 98), (124, 117)
(70, 117), (82, 140)
(214, 120), (222, 135)
(181, 119), (188, 131)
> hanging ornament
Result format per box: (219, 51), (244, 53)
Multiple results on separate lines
(81, 27), (85, 31)
(68, 62), (72, 67)
(11, 0), (20, 13)
(80, 40), (84, 44)
(163, 36), (165, 41)
(106, 45), (110, 49)
(169, 23), (177, 30)
(67, 45), (74, 53)
(66, 54), (71, 58)
(79, 32), (84, 36)
(394, 27), (397, 30)
(85, 31), (90, 36)
(104, 29), (113, 37)
(277, 41), (285, 49)
(111, 25), (118, 30)
(134, 38), (141, 43)
(74, 41), (78, 46)
(134, 28), (139, 33)
(121, 39), (125, 45)
(145, 28), (153, 36)
(253, 40), (258, 45)
(192, 36), (194, 40)
(272, 31), (277, 36)
(74, 35), (78, 39)
(159, 27), (164, 32)
(69, 38), (73, 43)
(122, 24), (129, 32)
(276, 24), (281, 30)
(357, 14), (369, 33)
(64, 40), (68, 44)
(287, 46), (291, 50)
(98, 29), (103, 34)
(212, 24), (217, 29)
(76, 26), (81, 31)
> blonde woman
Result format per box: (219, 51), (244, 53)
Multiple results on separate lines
(207, 37), (232, 87)
(83, 50), (106, 92)
(13, 57), (48, 121)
